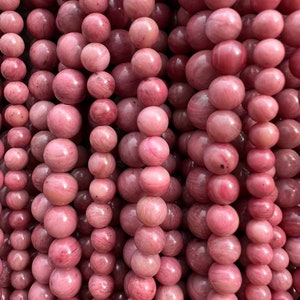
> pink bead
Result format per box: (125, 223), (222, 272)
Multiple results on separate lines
(246, 173), (276, 198)
(29, 101), (54, 131)
(31, 253), (54, 284)
(88, 152), (116, 178)
(212, 40), (246, 75)
(10, 269), (33, 290)
(52, 69), (87, 105)
(131, 48), (162, 79)
(118, 132), (144, 168)
(129, 17), (159, 49)
(79, 0), (108, 13)
(48, 236), (82, 268)
(89, 178), (116, 203)
(185, 167), (211, 203)
(117, 168), (145, 203)
(86, 202), (112, 229)
(4, 81), (29, 105)
(89, 126), (117, 153)
(247, 95), (279, 122)
(246, 219), (273, 244)
(116, 97), (144, 132)
(138, 136), (169, 166)
(26, 8), (56, 39)
(0, 33), (24, 57)
(186, 239), (213, 275)
(206, 204), (239, 236)
(44, 205), (77, 238)
(105, 29), (135, 64)
(131, 249), (161, 277)
(47, 104), (82, 139)
(4, 148), (28, 171)
(208, 234), (241, 264)
(28, 282), (56, 300)
(134, 225), (166, 255)
(276, 119), (300, 148)
(185, 50), (219, 90)
(250, 0), (281, 12)
(123, 238), (138, 267)
(80, 43), (110, 72)
(9, 230), (31, 251)
(56, 1), (85, 33)
(120, 205), (142, 237)
(204, 0), (236, 9)
(187, 91), (215, 130)
(253, 38), (285, 68)
(281, 11), (300, 47)
(203, 143), (239, 175)
(31, 224), (54, 253)
(136, 196), (167, 226)
(268, 204), (283, 226)
(186, 204), (212, 239)
(90, 227), (116, 253)
(49, 267), (82, 298)
(186, 273), (212, 299)
(4, 105), (29, 127)
(31, 193), (52, 223)
(137, 77), (168, 106)
(246, 243), (274, 265)
(0, 11), (24, 34)
(208, 75), (245, 110)
(246, 264), (272, 285)
(90, 251), (115, 275)
(269, 269), (293, 292)
(1, 57), (26, 81)
(275, 150), (300, 178)
(123, 0), (155, 19)
(137, 106), (169, 136)
(207, 291), (238, 300)
(185, 10), (213, 51)
(4, 170), (27, 191)
(43, 138), (78, 172)
(271, 291), (294, 300)
(205, 8), (242, 44)
(139, 166), (170, 196)
(208, 263), (242, 294)
(207, 174), (240, 205)
(88, 274), (114, 299)
(29, 39), (58, 71)
(155, 284), (184, 300)
(254, 68), (285, 96)
(248, 122), (279, 149)
(281, 206), (300, 237)
(89, 98), (117, 126)
(244, 284), (271, 300)
(162, 230), (184, 257)
(206, 110), (242, 142)
(155, 256), (182, 285)
(269, 248), (290, 271)
(293, 268), (300, 294)
(247, 197), (275, 220)
(87, 71), (115, 100)
(285, 237), (300, 267)
(56, 32), (86, 69)
(160, 203), (183, 230)
(246, 148), (275, 173)
(253, 10), (283, 40)
(81, 13), (111, 43)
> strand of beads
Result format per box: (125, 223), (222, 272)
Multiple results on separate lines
(0, 1), (34, 298)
